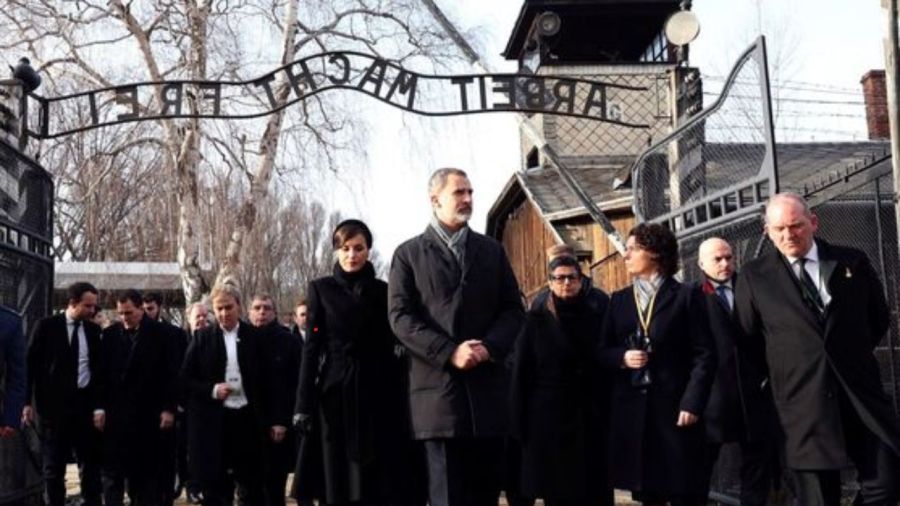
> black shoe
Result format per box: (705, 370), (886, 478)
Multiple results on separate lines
(186, 490), (203, 504)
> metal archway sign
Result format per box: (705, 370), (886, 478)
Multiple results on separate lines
(23, 50), (653, 140)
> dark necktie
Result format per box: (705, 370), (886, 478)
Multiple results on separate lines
(797, 258), (825, 314)
(715, 285), (731, 312)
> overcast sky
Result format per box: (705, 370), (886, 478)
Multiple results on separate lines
(312, 0), (889, 263)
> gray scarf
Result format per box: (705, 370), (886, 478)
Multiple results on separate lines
(634, 273), (664, 311)
(430, 215), (469, 268)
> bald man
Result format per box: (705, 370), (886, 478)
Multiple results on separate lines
(735, 193), (900, 505)
(695, 238), (776, 506)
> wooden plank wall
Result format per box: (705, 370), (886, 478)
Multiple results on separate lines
(500, 200), (560, 301)
(589, 212), (635, 294)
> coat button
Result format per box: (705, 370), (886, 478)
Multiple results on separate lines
(826, 390), (834, 399)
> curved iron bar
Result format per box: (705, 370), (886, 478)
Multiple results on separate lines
(627, 36), (774, 223)
(24, 50), (653, 139)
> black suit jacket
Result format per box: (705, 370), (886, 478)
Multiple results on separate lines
(735, 239), (900, 469)
(179, 321), (268, 481)
(26, 313), (103, 421)
(100, 316), (177, 469)
(698, 277), (773, 443)
(388, 226), (524, 439)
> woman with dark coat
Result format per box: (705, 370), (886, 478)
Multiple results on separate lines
(598, 223), (717, 505)
(511, 254), (612, 506)
(292, 219), (425, 506)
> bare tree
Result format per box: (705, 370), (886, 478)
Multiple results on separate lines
(0, 0), (464, 303)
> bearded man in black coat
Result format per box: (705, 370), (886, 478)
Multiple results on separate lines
(735, 193), (900, 505)
(388, 168), (524, 506)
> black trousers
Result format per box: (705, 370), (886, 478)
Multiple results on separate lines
(792, 395), (900, 506)
(701, 438), (774, 506)
(156, 422), (178, 505)
(424, 437), (504, 506)
(102, 464), (160, 506)
(40, 392), (102, 506)
(262, 436), (290, 506)
(203, 407), (265, 506)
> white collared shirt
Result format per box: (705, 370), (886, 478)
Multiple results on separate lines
(786, 242), (832, 307)
(65, 316), (91, 389)
(214, 322), (249, 409)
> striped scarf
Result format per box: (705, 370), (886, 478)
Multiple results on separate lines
(430, 215), (469, 267)
(634, 273), (664, 311)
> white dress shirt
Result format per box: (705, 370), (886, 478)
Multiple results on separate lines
(214, 323), (249, 409)
(786, 241), (832, 307)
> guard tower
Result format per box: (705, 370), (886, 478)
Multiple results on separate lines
(488, 0), (702, 296)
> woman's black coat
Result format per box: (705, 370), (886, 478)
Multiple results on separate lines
(598, 278), (716, 498)
(510, 287), (611, 503)
(293, 263), (425, 505)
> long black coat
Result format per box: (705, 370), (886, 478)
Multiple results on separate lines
(510, 288), (610, 502)
(100, 317), (177, 472)
(598, 278), (716, 497)
(26, 313), (103, 421)
(388, 226), (524, 439)
(294, 263), (424, 505)
(257, 320), (299, 474)
(734, 240), (900, 469)
(698, 278), (775, 443)
(179, 322), (269, 483)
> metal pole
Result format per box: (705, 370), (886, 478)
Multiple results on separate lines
(884, 0), (900, 414)
(876, 177), (899, 414)
(419, 0), (627, 254)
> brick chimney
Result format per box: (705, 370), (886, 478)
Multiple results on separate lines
(860, 70), (889, 140)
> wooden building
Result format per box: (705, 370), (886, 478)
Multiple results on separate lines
(487, 0), (697, 299)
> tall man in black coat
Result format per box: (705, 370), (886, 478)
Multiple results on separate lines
(23, 281), (104, 506)
(735, 193), (900, 505)
(389, 167), (524, 506)
(180, 285), (270, 506)
(248, 293), (295, 506)
(696, 237), (775, 506)
(100, 290), (177, 506)
(143, 291), (190, 505)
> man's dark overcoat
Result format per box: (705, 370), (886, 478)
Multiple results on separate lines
(734, 240), (900, 469)
(100, 316), (176, 473)
(510, 287), (610, 502)
(257, 320), (299, 475)
(293, 262), (424, 505)
(699, 277), (775, 443)
(598, 278), (716, 497)
(179, 322), (269, 483)
(388, 226), (524, 439)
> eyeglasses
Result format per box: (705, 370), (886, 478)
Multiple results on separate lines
(549, 274), (579, 284)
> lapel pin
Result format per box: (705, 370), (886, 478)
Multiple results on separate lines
(845, 268), (852, 278)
